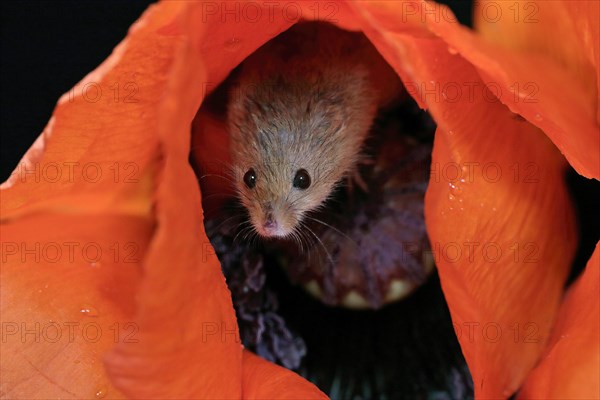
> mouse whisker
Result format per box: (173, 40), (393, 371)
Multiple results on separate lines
(295, 221), (311, 255)
(202, 197), (245, 214)
(289, 228), (305, 253)
(295, 223), (310, 244)
(200, 193), (237, 204)
(224, 168), (238, 181)
(303, 215), (358, 249)
(301, 221), (335, 269)
(233, 224), (254, 245)
(249, 229), (261, 249)
(198, 173), (235, 184)
(232, 194), (251, 209)
(298, 226), (316, 258)
(211, 214), (247, 235)
(233, 187), (252, 202)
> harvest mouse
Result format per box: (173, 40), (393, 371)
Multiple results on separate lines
(227, 21), (401, 239)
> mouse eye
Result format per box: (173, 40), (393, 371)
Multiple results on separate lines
(293, 169), (311, 190)
(243, 168), (256, 189)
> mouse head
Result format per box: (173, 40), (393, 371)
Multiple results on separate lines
(227, 65), (376, 239)
(232, 158), (330, 239)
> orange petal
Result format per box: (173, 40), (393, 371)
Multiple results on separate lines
(349, 1), (577, 397)
(425, 0), (599, 179)
(1, 214), (150, 399)
(242, 351), (327, 399)
(191, 108), (235, 215)
(103, 4), (244, 395)
(3, 0), (585, 398)
(1, 1), (332, 398)
(2, 1), (242, 398)
(474, 0), (600, 126)
(519, 242), (600, 399)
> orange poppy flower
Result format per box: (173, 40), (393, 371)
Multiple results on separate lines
(1, 1), (597, 399)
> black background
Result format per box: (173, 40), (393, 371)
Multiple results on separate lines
(0, 0), (155, 180)
(0, 0), (472, 180)
(1, 1), (598, 398)
(0, 0), (596, 326)
(1, 1), (594, 264)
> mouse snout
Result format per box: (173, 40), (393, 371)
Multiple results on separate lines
(264, 207), (276, 228)
(255, 202), (290, 238)
(263, 211), (278, 230)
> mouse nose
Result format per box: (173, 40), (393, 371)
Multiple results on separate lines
(263, 213), (277, 229)
(260, 212), (282, 237)
(257, 203), (287, 237)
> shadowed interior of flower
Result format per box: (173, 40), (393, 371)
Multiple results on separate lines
(191, 3), (597, 398)
(1, 1), (598, 399)
(193, 40), (467, 393)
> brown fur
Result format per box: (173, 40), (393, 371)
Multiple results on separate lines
(227, 21), (396, 237)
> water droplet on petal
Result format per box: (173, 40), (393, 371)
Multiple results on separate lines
(534, 113), (543, 121)
(95, 387), (107, 398)
(224, 37), (241, 52)
(447, 46), (458, 55)
(448, 182), (462, 197)
(80, 304), (99, 317)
